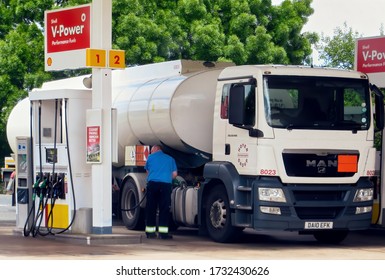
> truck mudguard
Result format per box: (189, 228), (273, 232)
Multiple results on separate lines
(202, 161), (240, 206)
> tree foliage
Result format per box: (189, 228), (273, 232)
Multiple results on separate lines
(316, 23), (385, 151)
(316, 21), (385, 69)
(112, 0), (316, 65)
(315, 22), (361, 69)
(0, 0), (316, 165)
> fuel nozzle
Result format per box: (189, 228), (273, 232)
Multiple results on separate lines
(38, 175), (48, 199)
(53, 173), (64, 199)
(32, 179), (40, 201)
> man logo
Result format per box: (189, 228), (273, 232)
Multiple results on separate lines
(306, 160), (337, 174)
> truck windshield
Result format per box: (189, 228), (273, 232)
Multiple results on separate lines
(263, 75), (371, 130)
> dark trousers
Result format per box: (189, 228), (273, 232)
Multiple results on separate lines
(145, 181), (172, 234)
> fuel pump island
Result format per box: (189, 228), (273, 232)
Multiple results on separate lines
(12, 90), (93, 236)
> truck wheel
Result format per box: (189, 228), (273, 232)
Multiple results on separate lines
(121, 179), (145, 230)
(313, 230), (349, 244)
(205, 186), (240, 243)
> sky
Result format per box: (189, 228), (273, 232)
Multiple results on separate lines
(272, 0), (385, 38)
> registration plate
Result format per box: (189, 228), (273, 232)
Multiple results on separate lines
(304, 221), (333, 229)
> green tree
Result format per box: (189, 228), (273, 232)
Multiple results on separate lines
(0, 22), (51, 164)
(112, 0), (317, 65)
(316, 22), (360, 69)
(316, 23), (385, 151)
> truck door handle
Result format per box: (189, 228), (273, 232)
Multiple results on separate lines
(225, 144), (230, 155)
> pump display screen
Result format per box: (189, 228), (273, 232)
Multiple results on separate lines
(46, 148), (58, 164)
(264, 76), (370, 130)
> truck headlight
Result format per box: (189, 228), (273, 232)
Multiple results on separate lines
(258, 188), (286, 202)
(355, 206), (372, 214)
(353, 188), (373, 202)
(260, 206), (282, 215)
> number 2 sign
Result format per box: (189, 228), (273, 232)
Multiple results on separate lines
(108, 49), (125, 69)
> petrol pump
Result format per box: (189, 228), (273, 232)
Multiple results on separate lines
(15, 136), (33, 230)
(23, 87), (93, 236)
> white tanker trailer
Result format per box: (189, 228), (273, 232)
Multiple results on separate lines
(7, 60), (385, 243)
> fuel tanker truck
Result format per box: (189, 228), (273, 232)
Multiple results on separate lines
(6, 60), (385, 243)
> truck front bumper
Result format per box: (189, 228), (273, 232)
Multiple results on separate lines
(250, 177), (374, 232)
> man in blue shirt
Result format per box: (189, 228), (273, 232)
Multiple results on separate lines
(145, 145), (177, 239)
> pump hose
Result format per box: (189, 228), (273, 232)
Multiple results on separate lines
(41, 99), (59, 236)
(32, 196), (46, 237)
(23, 102), (35, 237)
(33, 100), (44, 237)
(23, 194), (36, 237)
(53, 98), (77, 234)
(46, 100), (58, 235)
(34, 183), (57, 237)
(120, 189), (147, 212)
(29, 101), (44, 238)
(36, 99), (76, 235)
(120, 179), (182, 212)
(44, 178), (64, 235)
(24, 101), (48, 237)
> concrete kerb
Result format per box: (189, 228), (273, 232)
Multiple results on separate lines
(11, 227), (142, 245)
(52, 232), (142, 245)
(1, 194), (142, 245)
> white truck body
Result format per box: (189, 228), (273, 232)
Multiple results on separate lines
(7, 60), (383, 243)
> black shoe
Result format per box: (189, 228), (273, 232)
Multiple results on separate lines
(146, 233), (157, 239)
(159, 234), (173, 240)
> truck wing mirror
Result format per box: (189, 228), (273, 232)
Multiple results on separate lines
(371, 84), (384, 131)
(228, 85), (245, 125)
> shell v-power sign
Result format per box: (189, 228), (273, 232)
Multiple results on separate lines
(44, 4), (125, 71)
(45, 4), (91, 71)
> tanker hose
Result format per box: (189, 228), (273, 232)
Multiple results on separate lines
(120, 189), (147, 212)
(120, 177), (183, 212)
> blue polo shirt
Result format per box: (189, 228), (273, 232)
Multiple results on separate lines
(145, 151), (177, 184)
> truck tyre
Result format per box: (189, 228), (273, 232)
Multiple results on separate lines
(121, 179), (145, 230)
(205, 186), (240, 243)
(313, 230), (349, 244)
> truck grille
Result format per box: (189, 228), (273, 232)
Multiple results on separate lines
(293, 190), (347, 201)
(295, 207), (343, 219)
(283, 152), (358, 177)
(291, 188), (351, 219)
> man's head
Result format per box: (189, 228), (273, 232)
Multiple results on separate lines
(150, 145), (161, 154)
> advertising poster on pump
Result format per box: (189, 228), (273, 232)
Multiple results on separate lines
(87, 126), (101, 163)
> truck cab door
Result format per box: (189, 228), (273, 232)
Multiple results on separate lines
(213, 79), (259, 174)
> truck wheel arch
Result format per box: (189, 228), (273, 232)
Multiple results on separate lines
(199, 162), (240, 226)
(202, 161), (240, 201)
